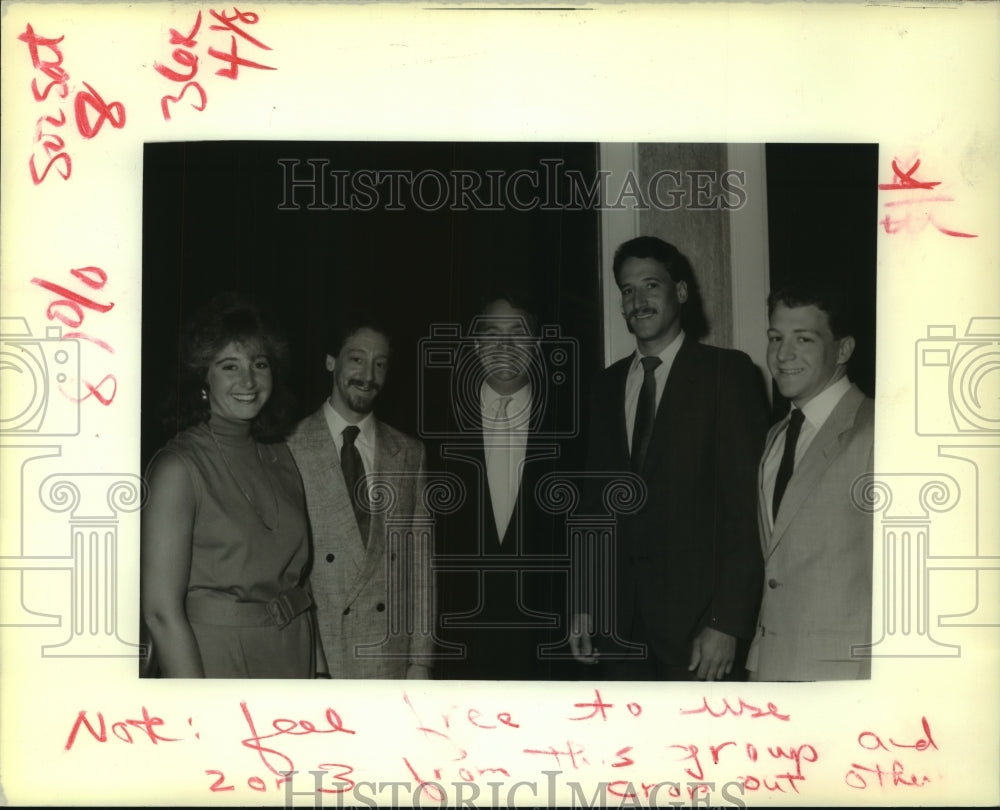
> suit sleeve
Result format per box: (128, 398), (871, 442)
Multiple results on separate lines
(707, 351), (768, 640)
(407, 441), (436, 667)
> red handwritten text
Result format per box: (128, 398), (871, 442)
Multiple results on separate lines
(680, 696), (790, 721)
(65, 707), (181, 749)
(238, 700), (356, 777)
(570, 689), (643, 722)
(402, 692), (518, 799)
(18, 23), (126, 185)
(879, 157), (977, 239)
(845, 716), (938, 790)
(31, 266), (116, 406)
(155, 7), (275, 122)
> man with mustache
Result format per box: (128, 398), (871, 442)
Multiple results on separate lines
(570, 236), (768, 680)
(288, 315), (432, 678)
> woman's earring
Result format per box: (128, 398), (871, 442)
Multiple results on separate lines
(200, 388), (209, 401)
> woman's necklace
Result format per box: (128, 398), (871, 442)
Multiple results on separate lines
(207, 423), (279, 532)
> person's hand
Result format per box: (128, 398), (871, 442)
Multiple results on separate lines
(406, 663), (431, 679)
(688, 627), (736, 681)
(569, 612), (599, 665)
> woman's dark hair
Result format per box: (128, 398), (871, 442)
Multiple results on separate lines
(173, 293), (296, 441)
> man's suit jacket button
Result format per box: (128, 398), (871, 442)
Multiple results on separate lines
(768, 578), (778, 589)
(376, 602), (386, 612)
(342, 606), (350, 615)
(325, 553), (335, 563)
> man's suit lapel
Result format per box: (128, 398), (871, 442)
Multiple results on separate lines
(757, 422), (783, 553)
(468, 408), (498, 548)
(348, 420), (401, 598)
(303, 410), (366, 579)
(609, 358), (633, 467)
(767, 385), (865, 555)
(507, 401), (559, 550)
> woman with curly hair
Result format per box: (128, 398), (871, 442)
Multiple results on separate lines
(141, 294), (324, 678)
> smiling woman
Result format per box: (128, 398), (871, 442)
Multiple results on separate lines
(205, 341), (274, 422)
(139, 294), (324, 679)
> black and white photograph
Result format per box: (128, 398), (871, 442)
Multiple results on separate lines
(140, 141), (877, 683)
(2, 4), (997, 806)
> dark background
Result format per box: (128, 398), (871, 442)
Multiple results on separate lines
(141, 142), (877, 467)
(141, 141), (602, 468)
(766, 143), (878, 417)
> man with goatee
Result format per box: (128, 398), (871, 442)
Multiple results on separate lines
(289, 314), (432, 679)
(570, 236), (768, 681)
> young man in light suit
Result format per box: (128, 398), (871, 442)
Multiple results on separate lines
(288, 315), (432, 679)
(747, 280), (875, 681)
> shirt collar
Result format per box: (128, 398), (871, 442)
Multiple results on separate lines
(323, 398), (375, 445)
(481, 381), (531, 411)
(630, 330), (685, 373)
(799, 375), (852, 429)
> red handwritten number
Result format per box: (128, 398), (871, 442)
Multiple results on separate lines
(208, 8), (270, 49)
(74, 82), (126, 139)
(209, 37), (276, 80)
(317, 763), (356, 794)
(161, 81), (207, 121)
(61, 374), (117, 406)
(205, 770), (235, 792)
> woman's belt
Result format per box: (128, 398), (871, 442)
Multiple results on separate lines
(186, 587), (313, 629)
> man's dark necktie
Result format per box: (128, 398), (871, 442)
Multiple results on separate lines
(341, 425), (370, 544)
(772, 408), (805, 520)
(630, 355), (662, 473)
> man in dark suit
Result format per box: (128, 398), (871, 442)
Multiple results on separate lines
(747, 280), (874, 680)
(569, 236), (768, 680)
(288, 315), (432, 679)
(432, 289), (575, 679)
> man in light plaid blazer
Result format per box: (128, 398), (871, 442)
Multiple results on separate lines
(289, 313), (432, 679)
